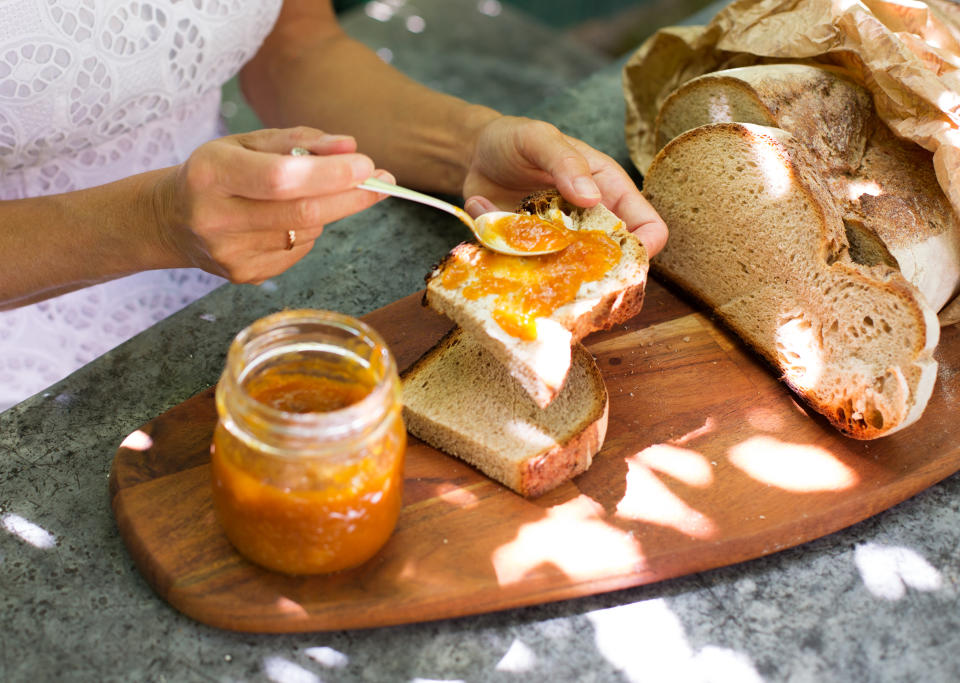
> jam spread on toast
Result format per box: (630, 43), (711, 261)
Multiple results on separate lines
(441, 214), (622, 340)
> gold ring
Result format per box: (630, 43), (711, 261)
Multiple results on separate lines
(285, 229), (296, 250)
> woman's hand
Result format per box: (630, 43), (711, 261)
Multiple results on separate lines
(461, 116), (668, 257)
(153, 126), (392, 284)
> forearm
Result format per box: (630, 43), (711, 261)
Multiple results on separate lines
(0, 169), (177, 309)
(239, 11), (499, 196)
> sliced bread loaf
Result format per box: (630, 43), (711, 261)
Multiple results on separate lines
(401, 326), (608, 498)
(654, 64), (874, 175)
(643, 122), (940, 439)
(423, 191), (648, 408)
(653, 63), (960, 312)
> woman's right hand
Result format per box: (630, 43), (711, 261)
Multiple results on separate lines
(152, 126), (393, 284)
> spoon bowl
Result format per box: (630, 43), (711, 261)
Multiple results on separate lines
(357, 177), (569, 257)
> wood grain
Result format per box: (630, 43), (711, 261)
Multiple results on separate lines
(109, 279), (960, 632)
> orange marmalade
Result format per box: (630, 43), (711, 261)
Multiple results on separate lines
(484, 213), (576, 253)
(441, 220), (622, 340)
(211, 310), (405, 576)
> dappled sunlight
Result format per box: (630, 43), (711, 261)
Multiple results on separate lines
(263, 656), (320, 683)
(303, 646), (349, 669)
(616, 447), (718, 540)
(119, 429), (153, 452)
(490, 495), (644, 586)
(745, 404), (787, 432)
(2, 513), (57, 549)
(846, 178), (883, 200)
(728, 436), (858, 492)
(272, 595), (309, 618)
(495, 638), (537, 673)
(756, 134), (792, 198)
(774, 315), (824, 392)
(707, 92), (733, 123)
(670, 417), (716, 446)
(433, 481), (481, 509)
(854, 542), (943, 600)
(638, 443), (714, 487)
(588, 600), (763, 683)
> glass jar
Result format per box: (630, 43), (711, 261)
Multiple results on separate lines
(210, 309), (405, 575)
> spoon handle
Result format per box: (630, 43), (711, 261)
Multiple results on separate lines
(358, 177), (475, 228)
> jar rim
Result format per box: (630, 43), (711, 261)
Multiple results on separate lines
(218, 309), (400, 453)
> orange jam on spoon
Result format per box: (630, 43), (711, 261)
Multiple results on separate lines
(482, 212), (577, 253)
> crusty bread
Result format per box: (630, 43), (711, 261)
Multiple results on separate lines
(653, 63), (960, 312)
(401, 326), (608, 497)
(423, 191), (648, 408)
(655, 64), (874, 175)
(643, 122), (940, 439)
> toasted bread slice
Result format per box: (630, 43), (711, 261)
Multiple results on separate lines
(423, 191), (648, 408)
(401, 326), (608, 497)
(643, 122), (939, 439)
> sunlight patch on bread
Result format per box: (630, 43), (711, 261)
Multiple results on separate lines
(491, 496), (644, 585)
(755, 135), (792, 198)
(728, 436), (858, 492)
(775, 314), (824, 392)
(846, 179), (882, 200)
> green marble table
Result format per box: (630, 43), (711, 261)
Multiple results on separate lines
(3, 2), (958, 681)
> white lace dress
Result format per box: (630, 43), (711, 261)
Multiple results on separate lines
(0, 0), (283, 411)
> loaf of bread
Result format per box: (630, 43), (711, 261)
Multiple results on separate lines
(423, 191), (648, 408)
(401, 326), (608, 497)
(643, 122), (939, 439)
(651, 63), (960, 312)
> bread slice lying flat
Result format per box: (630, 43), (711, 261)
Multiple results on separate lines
(401, 326), (608, 497)
(643, 122), (940, 439)
(424, 191), (648, 408)
(654, 63), (960, 312)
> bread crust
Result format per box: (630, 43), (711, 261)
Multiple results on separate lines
(652, 62), (960, 312)
(401, 327), (609, 497)
(423, 190), (648, 407)
(644, 122), (939, 439)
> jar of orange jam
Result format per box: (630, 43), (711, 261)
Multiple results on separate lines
(211, 309), (405, 575)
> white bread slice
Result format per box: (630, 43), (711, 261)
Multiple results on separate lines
(401, 326), (608, 498)
(643, 122), (939, 439)
(423, 191), (648, 408)
(653, 63), (960, 312)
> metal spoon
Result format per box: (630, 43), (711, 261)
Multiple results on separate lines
(290, 146), (568, 256)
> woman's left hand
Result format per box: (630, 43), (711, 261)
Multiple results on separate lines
(461, 116), (668, 257)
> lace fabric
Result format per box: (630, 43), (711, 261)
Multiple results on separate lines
(0, 0), (283, 410)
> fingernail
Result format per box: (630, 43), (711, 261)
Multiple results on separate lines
(574, 176), (601, 199)
(351, 156), (375, 181)
(464, 198), (484, 215)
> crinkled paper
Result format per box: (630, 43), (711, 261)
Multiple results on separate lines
(623, 0), (960, 322)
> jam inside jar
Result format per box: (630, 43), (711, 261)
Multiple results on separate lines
(211, 309), (405, 575)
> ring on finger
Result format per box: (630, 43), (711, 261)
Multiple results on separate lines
(285, 229), (296, 250)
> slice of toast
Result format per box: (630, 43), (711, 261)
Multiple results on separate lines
(423, 191), (648, 408)
(643, 122), (939, 439)
(401, 326), (608, 497)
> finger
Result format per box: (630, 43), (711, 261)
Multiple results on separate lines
(464, 195), (499, 217)
(236, 127), (357, 156)
(517, 122), (602, 207)
(214, 143), (375, 200)
(228, 176), (392, 236)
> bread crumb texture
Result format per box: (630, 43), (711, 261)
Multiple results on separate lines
(644, 122), (939, 439)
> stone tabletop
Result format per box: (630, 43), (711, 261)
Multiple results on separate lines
(2, 2), (958, 681)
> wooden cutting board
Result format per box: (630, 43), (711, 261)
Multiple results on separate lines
(109, 279), (960, 633)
